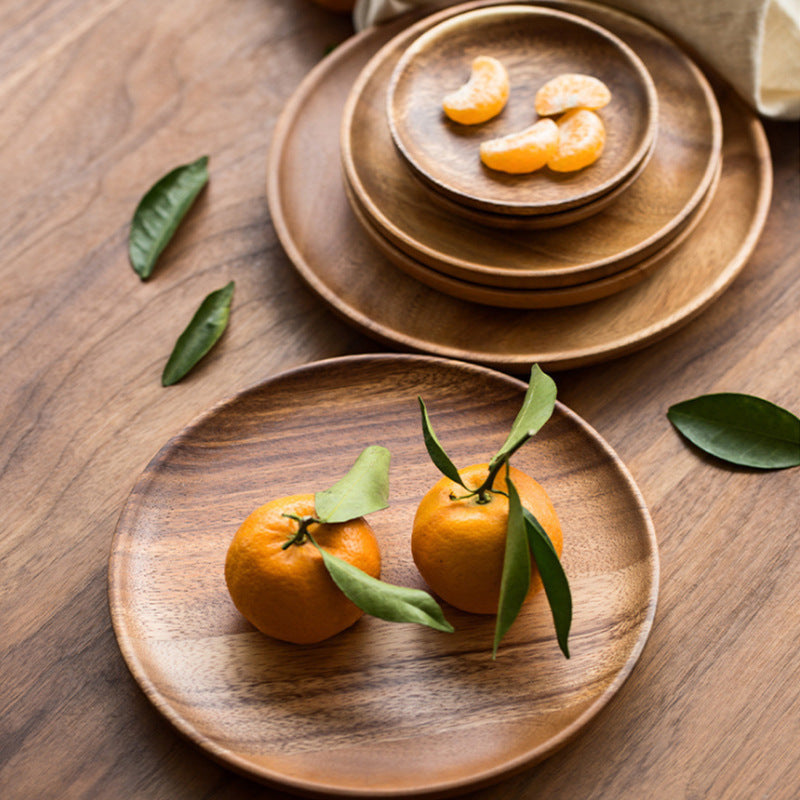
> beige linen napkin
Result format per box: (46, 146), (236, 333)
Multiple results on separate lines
(353, 0), (800, 119)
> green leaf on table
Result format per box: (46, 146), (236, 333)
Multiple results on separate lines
(418, 397), (466, 487)
(315, 445), (391, 523)
(492, 473), (531, 658)
(523, 508), (571, 659)
(667, 393), (800, 469)
(490, 365), (557, 469)
(161, 281), (234, 386)
(315, 544), (454, 633)
(129, 155), (209, 280)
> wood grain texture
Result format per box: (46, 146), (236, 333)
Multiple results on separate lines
(269, 2), (769, 371)
(342, 0), (720, 289)
(1, 0), (798, 798)
(387, 5), (657, 215)
(109, 354), (658, 797)
(344, 160), (718, 308)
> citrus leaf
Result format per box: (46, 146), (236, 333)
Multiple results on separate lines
(667, 393), (800, 469)
(418, 397), (465, 487)
(523, 508), (571, 659)
(161, 281), (234, 386)
(490, 365), (557, 469)
(315, 445), (391, 523)
(493, 473), (531, 658)
(315, 545), (454, 633)
(129, 156), (209, 280)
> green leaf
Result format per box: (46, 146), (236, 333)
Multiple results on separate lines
(490, 365), (557, 469)
(523, 508), (571, 659)
(315, 544), (454, 633)
(129, 155), (209, 280)
(492, 473), (531, 658)
(161, 281), (234, 386)
(667, 393), (800, 469)
(315, 445), (391, 523)
(418, 397), (465, 487)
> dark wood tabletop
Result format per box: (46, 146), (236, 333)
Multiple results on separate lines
(2, 1), (798, 798)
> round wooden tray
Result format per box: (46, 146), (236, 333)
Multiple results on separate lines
(109, 354), (659, 798)
(345, 159), (718, 309)
(387, 4), (657, 216)
(268, 0), (770, 372)
(342, 0), (721, 290)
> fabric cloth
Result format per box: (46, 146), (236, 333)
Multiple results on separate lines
(352, 0), (800, 119)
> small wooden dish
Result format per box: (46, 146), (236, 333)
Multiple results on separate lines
(345, 160), (718, 309)
(387, 5), (657, 216)
(109, 355), (659, 798)
(342, 2), (720, 290)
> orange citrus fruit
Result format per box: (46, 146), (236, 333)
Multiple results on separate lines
(548, 108), (606, 172)
(480, 118), (559, 174)
(411, 463), (562, 614)
(443, 55), (510, 125)
(535, 73), (611, 116)
(224, 494), (381, 643)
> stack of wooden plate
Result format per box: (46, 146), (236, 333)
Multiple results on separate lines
(267, 0), (771, 371)
(340, 3), (722, 309)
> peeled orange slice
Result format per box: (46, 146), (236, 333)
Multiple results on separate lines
(535, 73), (611, 116)
(548, 109), (605, 172)
(480, 118), (559, 174)
(443, 56), (509, 125)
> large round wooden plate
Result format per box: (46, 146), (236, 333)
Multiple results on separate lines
(268, 0), (770, 372)
(109, 355), (659, 798)
(342, 0), (719, 289)
(386, 4), (657, 216)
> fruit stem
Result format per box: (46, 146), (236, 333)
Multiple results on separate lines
(281, 513), (319, 549)
(475, 456), (507, 502)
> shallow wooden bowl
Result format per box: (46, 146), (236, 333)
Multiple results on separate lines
(110, 355), (659, 797)
(387, 4), (657, 216)
(342, 1), (720, 290)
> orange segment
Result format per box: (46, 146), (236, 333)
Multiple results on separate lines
(535, 73), (611, 116)
(443, 55), (509, 125)
(548, 109), (605, 172)
(479, 118), (559, 174)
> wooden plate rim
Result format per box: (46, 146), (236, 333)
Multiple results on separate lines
(109, 353), (660, 798)
(385, 4), (658, 215)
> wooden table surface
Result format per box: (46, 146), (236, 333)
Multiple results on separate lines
(1, 1), (798, 798)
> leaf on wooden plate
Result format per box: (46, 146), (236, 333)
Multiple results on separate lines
(523, 508), (571, 659)
(315, 544), (454, 633)
(315, 445), (391, 523)
(490, 365), (557, 469)
(418, 397), (465, 487)
(161, 281), (234, 386)
(129, 155), (209, 280)
(667, 393), (800, 469)
(492, 473), (531, 658)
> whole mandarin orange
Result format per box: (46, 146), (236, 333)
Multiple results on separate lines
(411, 463), (562, 614)
(225, 493), (381, 643)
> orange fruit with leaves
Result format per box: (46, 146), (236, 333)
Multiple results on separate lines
(225, 494), (381, 644)
(412, 463), (563, 614)
(479, 118), (559, 174)
(535, 73), (611, 116)
(548, 108), (606, 172)
(443, 55), (510, 125)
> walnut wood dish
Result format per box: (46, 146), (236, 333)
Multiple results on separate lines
(387, 5), (657, 216)
(342, 2), (721, 290)
(109, 354), (659, 798)
(268, 0), (770, 372)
